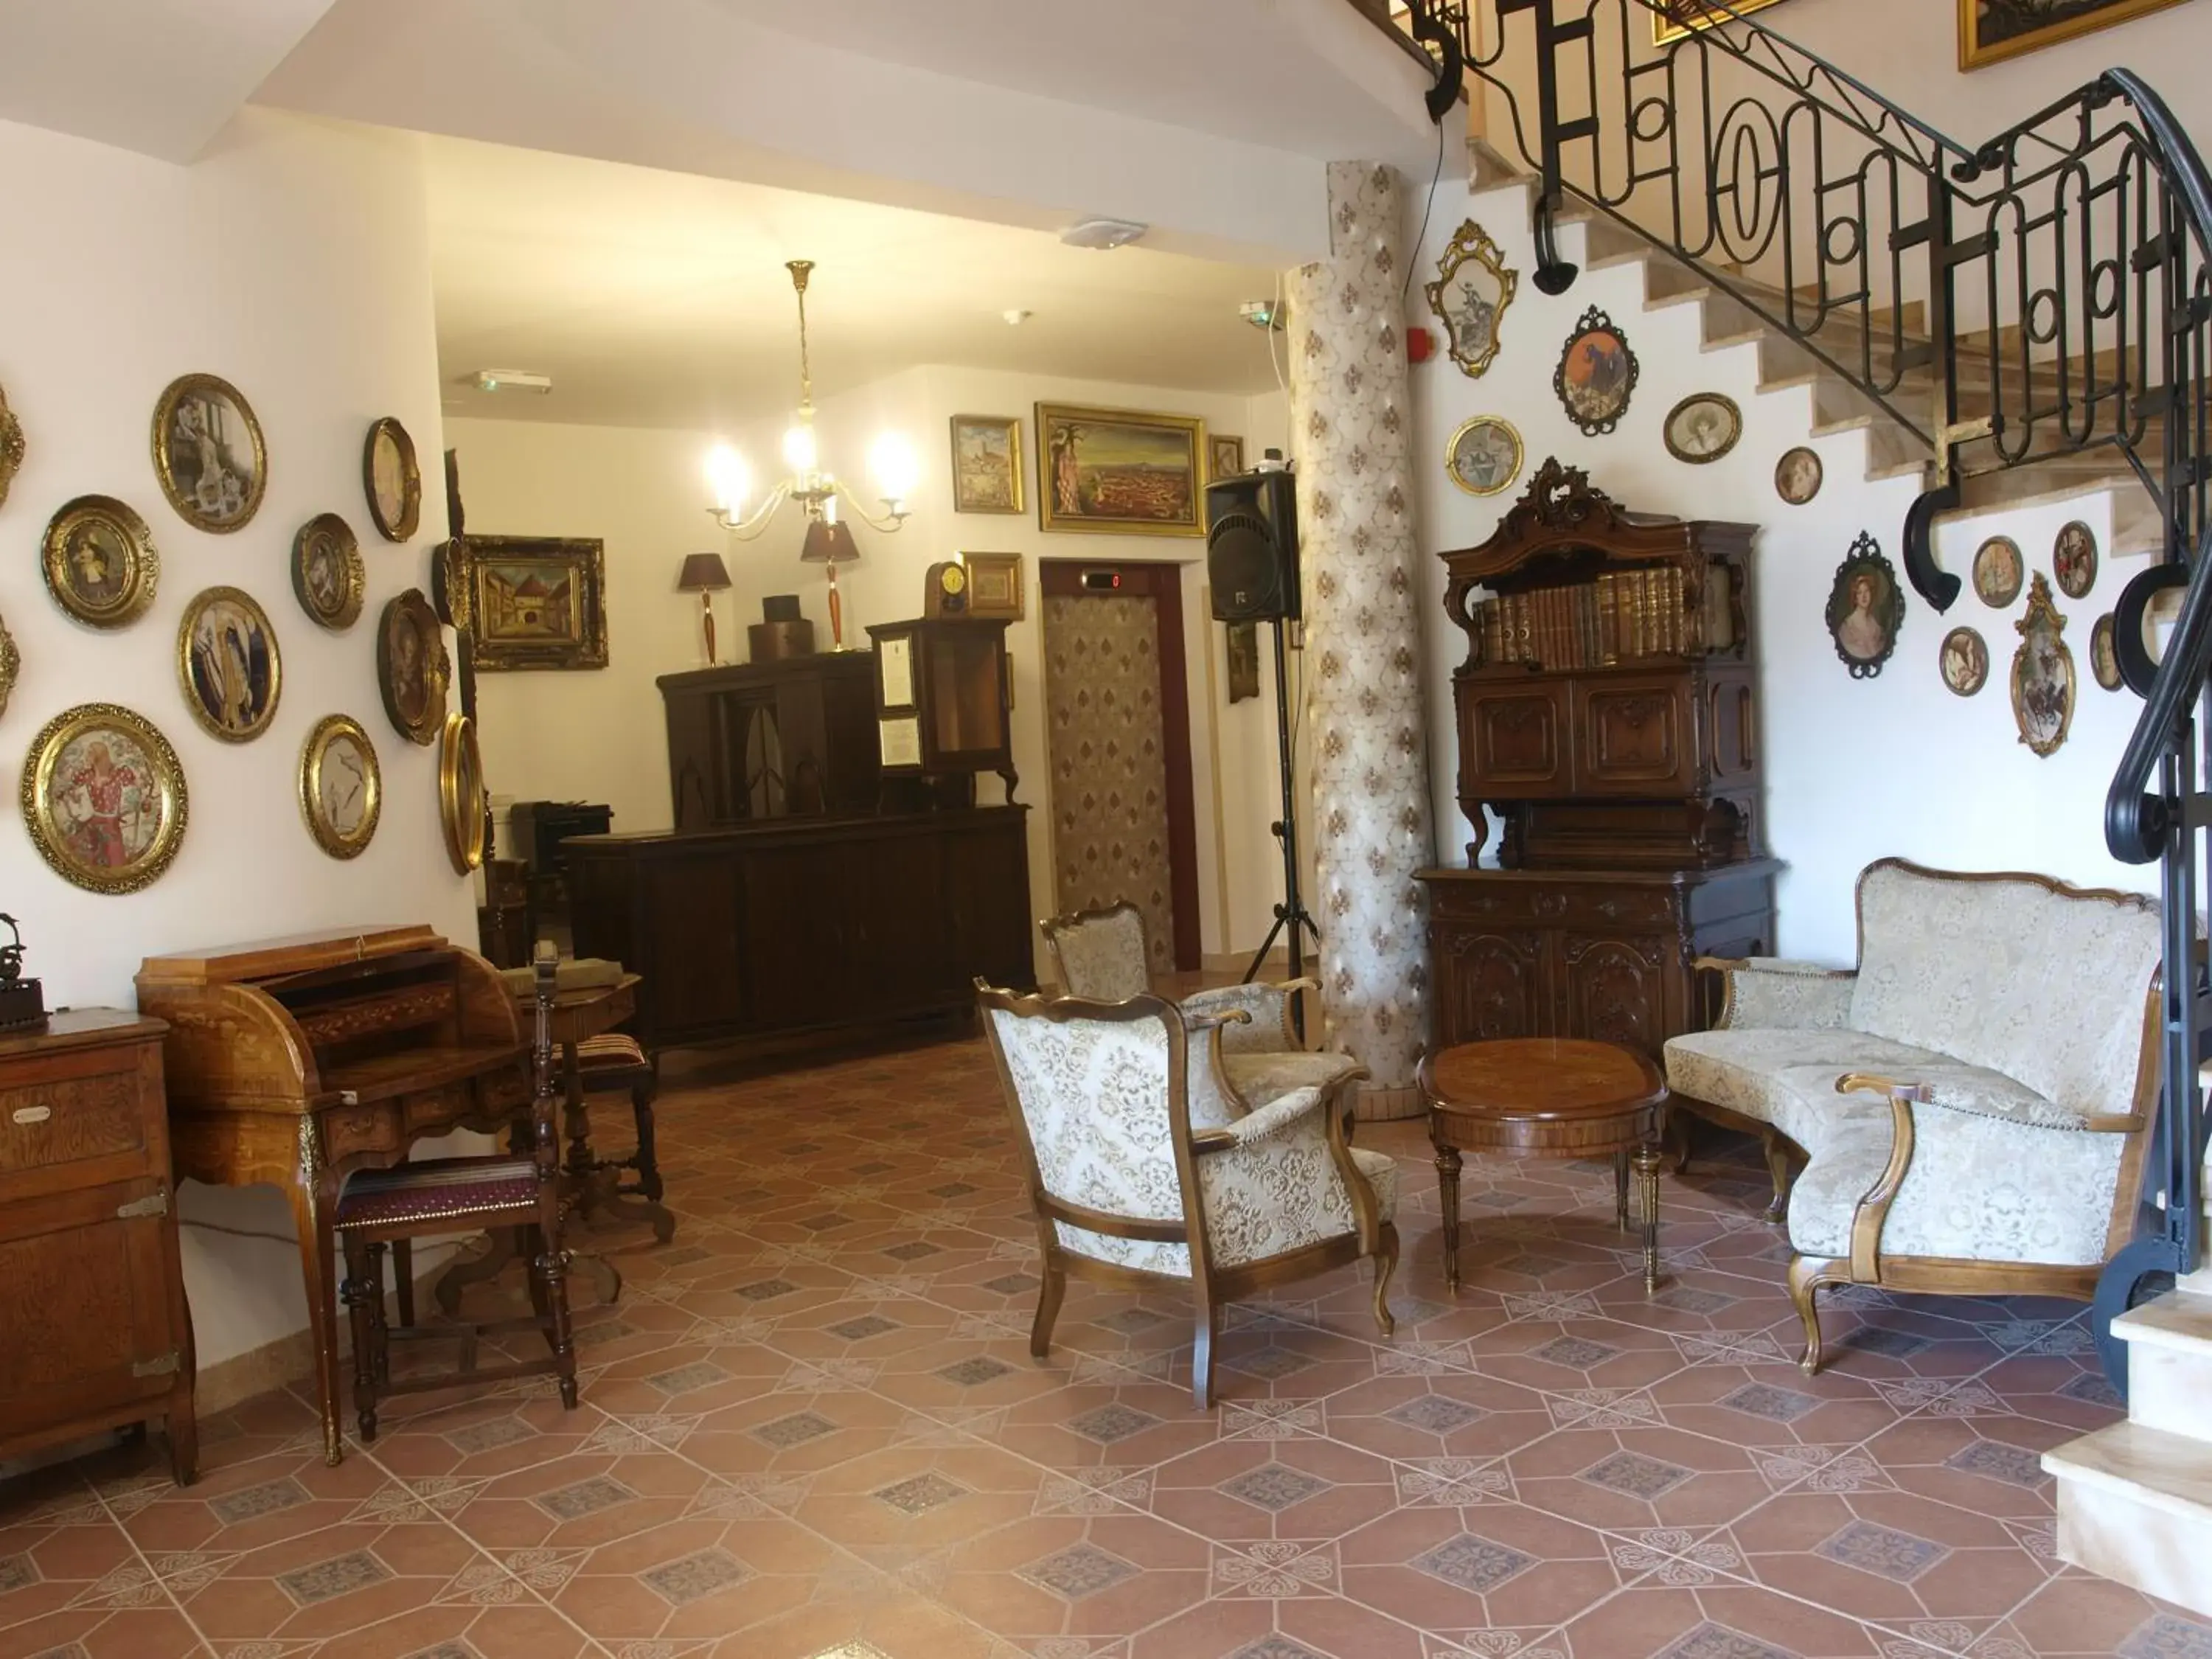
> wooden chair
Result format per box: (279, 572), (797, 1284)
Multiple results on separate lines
(335, 945), (579, 1441)
(574, 1032), (664, 1205)
(977, 982), (1399, 1408)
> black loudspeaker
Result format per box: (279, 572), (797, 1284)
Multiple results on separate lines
(1207, 467), (1300, 622)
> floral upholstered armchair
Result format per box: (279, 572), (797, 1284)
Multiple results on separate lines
(978, 981), (1399, 1406)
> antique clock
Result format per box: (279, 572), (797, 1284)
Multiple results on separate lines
(866, 616), (1016, 807)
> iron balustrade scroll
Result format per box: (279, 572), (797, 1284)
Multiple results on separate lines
(1410, 0), (2212, 1385)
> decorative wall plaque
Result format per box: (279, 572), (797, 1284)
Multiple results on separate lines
(1826, 532), (1905, 678)
(1425, 220), (1518, 379)
(2012, 572), (2074, 757)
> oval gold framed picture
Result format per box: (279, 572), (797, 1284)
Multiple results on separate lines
(377, 588), (450, 746)
(1972, 535), (2024, 608)
(1445, 415), (1524, 496)
(1939, 625), (1989, 697)
(1775, 446), (1823, 505)
(177, 585), (282, 743)
(43, 495), (159, 629)
(0, 611), (18, 720)
(21, 703), (188, 894)
(1663, 392), (1742, 465)
(299, 714), (381, 860)
(292, 512), (365, 631)
(364, 416), (422, 542)
(152, 373), (265, 532)
(438, 712), (487, 875)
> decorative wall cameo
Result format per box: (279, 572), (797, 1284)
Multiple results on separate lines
(376, 589), (451, 746)
(1425, 220), (1519, 380)
(1939, 625), (1988, 696)
(1663, 393), (1742, 464)
(2012, 573), (2074, 757)
(292, 513), (365, 631)
(1775, 446), (1823, 504)
(152, 373), (264, 532)
(2054, 519), (2097, 599)
(1826, 532), (1905, 678)
(2090, 612), (2122, 691)
(1554, 307), (1638, 435)
(21, 703), (188, 894)
(1972, 535), (2024, 608)
(0, 612), (16, 720)
(364, 416), (422, 542)
(42, 495), (159, 629)
(1444, 415), (1523, 496)
(176, 586), (282, 743)
(0, 381), (22, 509)
(299, 714), (380, 860)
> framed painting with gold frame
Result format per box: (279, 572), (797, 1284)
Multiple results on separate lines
(42, 495), (159, 629)
(1653, 0), (1789, 43)
(950, 414), (1024, 515)
(299, 713), (380, 860)
(0, 613), (16, 720)
(0, 380), (22, 509)
(1037, 403), (1206, 536)
(438, 712), (487, 874)
(21, 703), (188, 895)
(377, 589), (451, 745)
(292, 512), (365, 631)
(2012, 573), (2074, 756)
(1208, 434), (1246, 482)
(465, 535), (607, 670)
(151, 373), (265, 533)
(1425, 221), (1518, 380)
(176, 585), (282, 744)
(1961, 0), (2188, 69)
(364, 416), (422, 541)
(962, 552), (1025, 621)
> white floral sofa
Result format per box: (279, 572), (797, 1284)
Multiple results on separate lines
(1663, 859), (2163, 1371)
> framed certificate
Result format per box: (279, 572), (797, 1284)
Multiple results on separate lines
(879, 714), (922, 767)
(879, 634), (914, 709)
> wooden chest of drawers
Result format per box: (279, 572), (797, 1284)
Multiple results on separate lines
(0, 1011), (195, 1483)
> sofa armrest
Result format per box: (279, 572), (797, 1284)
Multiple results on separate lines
(1697, 956), (1856, 1030)
(1184, 980), (1312, 1051)
(1190, 1085), (1325, 1153)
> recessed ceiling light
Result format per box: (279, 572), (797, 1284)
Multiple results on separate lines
(472, 369), (553, 394)
(1059, 218), (1148, 251)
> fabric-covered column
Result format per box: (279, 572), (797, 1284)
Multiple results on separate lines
(1287, 161), (1435, 1120)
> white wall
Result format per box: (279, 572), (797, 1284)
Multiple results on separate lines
(461, 369), (1298, 970)
(1413, 170), (2156, 967)
(0, 108), (465, 1371)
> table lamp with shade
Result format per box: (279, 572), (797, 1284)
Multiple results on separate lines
(677, 552), (732, 664)
(800, 504), (862, 650)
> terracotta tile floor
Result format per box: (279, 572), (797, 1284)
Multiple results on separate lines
(6, 1034), (2211, 1659)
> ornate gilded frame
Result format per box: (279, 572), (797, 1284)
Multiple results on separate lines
(21, 702), (188, 895)
(151, 373), (265, 533)
(376, 588), (451, 746)
(1036, 402), (1207, 536)
(42, 495), (159, 629)
(1663, 392), (1742, 465)
(1444, 415), (1524, 496)
(299, 713), (381, 860)
(2012, 571), (2076, 757)
(961, 552), (1025, 621)
(175, 585), (283, 744)
(0, 381), (23, 509)
(1425, 220), (1519, 380)
(465, 535), (608, 670)
(364, 416), (422, 542)
(1553, 306), (1639, 437)
(1653, 0), (1788, 43)
(949, 413), (1025, 515)
(290, 513), (364, 632)
(1825, 532), (1905, 679)
(1961, 0), (2186, 69)
(437, 712), (487, 874)
(0, 612), (17, 721)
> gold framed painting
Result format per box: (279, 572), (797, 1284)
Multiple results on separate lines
(961, 552), (1025, 621)
(950, 414), (1025, 515)
(0, 612), (15, 720)
(438, 712), (488, 875)
(1208, 434), (1247, 481)
(1037, 403), (1206, 536)
(466, 535), (608, 671)
(21, 703), (188, 895)
(1653, 0), (1790, 43)
(152, 373), (265, 533)
(2012, 573), (2075, 757)
(0, 380), (22, 509)
(377, 588), (451, 745)
(176, 585), (282, 744)
(299, 713), (380, 860)
(292, 512), (365, 631)
(364, 416), (422, 542)
(1961, 0), (2190, 69)
(42, 495), (159, 629)
(1425, 221), (1517, 379)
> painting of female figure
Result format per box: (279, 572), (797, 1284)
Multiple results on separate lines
(1825, 535), (1906, 678)
(23, 703), (188, 894)
(178, 587), (280, 742)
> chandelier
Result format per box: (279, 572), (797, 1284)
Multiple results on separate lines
(703, 260), (917, 545)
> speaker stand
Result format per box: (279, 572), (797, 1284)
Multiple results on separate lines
(1243, 616), (1321, 1042)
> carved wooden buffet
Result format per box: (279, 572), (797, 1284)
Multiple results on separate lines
(1419, 461), (1778, 1058)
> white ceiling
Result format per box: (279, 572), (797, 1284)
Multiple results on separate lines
(428, 136), (1290, 432)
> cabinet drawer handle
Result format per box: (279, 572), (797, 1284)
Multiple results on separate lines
(11, 1105), (50, 1125)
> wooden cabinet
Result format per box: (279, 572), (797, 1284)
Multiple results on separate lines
(660, 654), (880, 831)
(866, 618), (1018, 803)
(566, 807), (1034, 1056)
(0, 1011), (195, 1483)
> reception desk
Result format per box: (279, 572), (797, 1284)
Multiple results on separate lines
(563, 806), (1034, 1056)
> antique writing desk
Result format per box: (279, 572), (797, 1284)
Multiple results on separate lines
(139, 926), (526, 1464)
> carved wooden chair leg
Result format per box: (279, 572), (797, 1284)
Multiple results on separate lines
(390, 1237), (414, 1328)
(339, 1237), (385, 1442)
(630, 1079), (664, 1203)
(1029, 1265), (1067, 1360)
(1613, 1150), (1631, 1231)
(1787, 1254), (1843, 1375)
(1761, 1130), (1794, 1224)
(535, 1229), (580, 1410)
(1191, 1294), (1222, 1411)
(1371, 1223), (1400, 1337)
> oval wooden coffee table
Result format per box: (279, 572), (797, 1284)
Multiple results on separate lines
(1419, 1037), (1669, 1294)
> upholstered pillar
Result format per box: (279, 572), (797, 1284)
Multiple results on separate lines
(1287, 161), (1435, 1120)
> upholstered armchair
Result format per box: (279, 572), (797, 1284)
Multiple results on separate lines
(978, 982), (1399, 1406)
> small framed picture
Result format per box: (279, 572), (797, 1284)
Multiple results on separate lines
(1939, 626), (1989, 697)
(467, 535), (608, 671)
(2054, 520), (2098, 599)
(1208, 434), (1247, 481)
(1826, 533), (1905, 678)
(1663, 393), (1742, 465)
(1775, 447), (1823, 505)
(962, 552), (1024, 620)
(42, 495), (159, 629)
(1225, 621), (1261, 703)
(2091, 612), (2123, 690)
(299, 714), (381, 860)
(0, 380), (22, 510)
(292, 513), (364, 631)
(22, 702), (188, 895)
(364, 417), (422, 541)
(1972, 535), (2024, 608)
(2012, 573), (2075, 757)
(950, 414), (1025, 515)
(177, 586), (282, 744)
(378, 589), (451, 745)
(152, 373), (265, 533)
(1445, 416), (1524, 496)
(1554, 307), (1639, 436)
(1425, 221), (1518, 380)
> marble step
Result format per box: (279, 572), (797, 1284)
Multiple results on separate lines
(2111, 1287), (2212, 1442)
(2045, 1419), (2212, 1620)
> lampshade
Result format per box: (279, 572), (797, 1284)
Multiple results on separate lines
(677, 552), (732, 592)
(799, 518), (860, 566)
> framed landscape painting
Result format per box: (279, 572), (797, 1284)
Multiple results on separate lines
(1961, 0), (2188, 67)
(1037, 403), (1206, 536)
(466, 535), (608, 671)
(950, 414), (1023, 514)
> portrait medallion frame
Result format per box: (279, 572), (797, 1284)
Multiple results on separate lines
(292, 512), (365, 631)
(42, 495), (159, 629)
(1939, 625), (1989, 697)
(151, 373), (265, 533)
(1825, 532), (1906, 679)
(0, 380), (22, 510)
(1775, 446), (1823, 505)
(1445, 415), (1525, 497)
(1972, 535), (2025, 608)
(1553, 306), (1640, 437)
(2011, 572), (2075, 757)
(377, 588), (451, 746)
(438, 712), (488, 875)
(175, 585), (282, 744)
(2091, 613), (2124, 691)
(21, 702), (188, 896)
(949, 414), (1026, 515)
(299, 713), (381, 860)
(2054, 518), (2098, 599)
(364, 416), (422, 542)
(1425, 220), (1519, 380)
(1663, 392), (1743, 465)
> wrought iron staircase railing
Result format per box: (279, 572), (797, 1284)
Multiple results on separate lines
(1407, 0), (2212, 1386)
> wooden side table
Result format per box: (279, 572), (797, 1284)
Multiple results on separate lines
(1419, 1037), (1669, 1294)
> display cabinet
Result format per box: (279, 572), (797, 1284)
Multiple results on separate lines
(866, 617), (1018, 805)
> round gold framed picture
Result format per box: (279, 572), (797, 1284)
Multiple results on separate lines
(292, 512), (365, 631)
(377, 588), (450, 746)
(177, 586), (282, 743)
(1445, 415), (1524, 496)
(43, 495), (159, 629)
(0, 380), (24, 509)
(299, 714), (381, 860)
(21, 703), (188, 894)
(364, 416), (422, 542)
(437, 712), (487, 875)
(152, 373), (265, 533)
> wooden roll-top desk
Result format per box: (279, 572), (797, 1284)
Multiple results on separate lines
(138, 925), (526, 1464)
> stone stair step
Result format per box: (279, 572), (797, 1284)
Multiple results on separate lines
(2046, 1418), (2212, 1618)
(2112, 1288), (2212, 1440)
